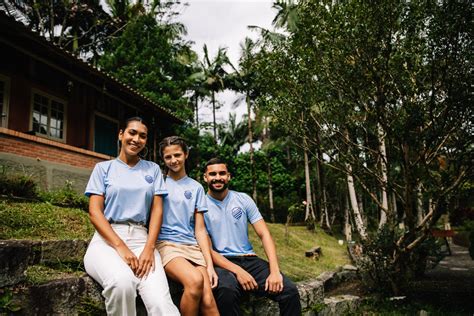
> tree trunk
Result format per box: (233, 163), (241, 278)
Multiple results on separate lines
(378, 123), (389, 228)
(304, 144), (315, 221)
(323, 189), (331, 229)
(195, 94), (199, 129)
(267, 160), (275, 223)
(417, 183), (424, 226)
(344, 192), (352, 241)
(246, 93), (257, 201)
(391, 191), (400, 227)
(315, 131), (330, 229)
(212, 91), (217, 141)
(347, 163), (368, 240)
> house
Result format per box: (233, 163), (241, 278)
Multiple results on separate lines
(0, 11), (183, 192)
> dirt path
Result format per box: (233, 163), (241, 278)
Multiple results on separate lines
(408, 243), (474, 313)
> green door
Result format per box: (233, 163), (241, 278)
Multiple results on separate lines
(94, 115), (118, 157)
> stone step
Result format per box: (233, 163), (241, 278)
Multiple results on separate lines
(318, 295), (363, 316)
(5, 273), (184, 315)
(2, 270), (338, 315)
(0, 239), (88, 287)
(1, 238), (359, 315)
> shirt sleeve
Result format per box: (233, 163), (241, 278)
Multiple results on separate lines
(195, 184), (208, 213)
(85, 163), (106, 197)
(241, 193), (263, 224)
(153, 164), (168, 196)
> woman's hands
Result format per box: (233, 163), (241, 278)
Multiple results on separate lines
(137, 246), (155, 279)
(116, 244), (155, 279)
(207, 265), (219, 289)
(116, 243), (139, 273)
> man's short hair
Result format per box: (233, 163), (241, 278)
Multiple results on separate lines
(204, 157), (230, 173)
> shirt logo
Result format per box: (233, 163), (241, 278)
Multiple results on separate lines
(184, 190), (192, 199)
(231, 207), (243, 220)
(145, 175), (154, 183)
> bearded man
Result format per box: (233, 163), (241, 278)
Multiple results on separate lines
(203, 158), (301, 316)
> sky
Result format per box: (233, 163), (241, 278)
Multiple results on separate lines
(176, 0), (276, 126)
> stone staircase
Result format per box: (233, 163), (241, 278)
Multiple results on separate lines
(0, 239), (361, 315)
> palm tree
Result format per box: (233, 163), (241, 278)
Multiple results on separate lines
(218, 113), (248, 155)
(1, 0), (109, 59)
(197, 45), (229, 141)
(272, 0), (299, 32)
(227, 37), (260, 200)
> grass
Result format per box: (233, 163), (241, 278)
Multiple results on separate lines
(25, 265), (84, 285)
(0, 199), (350, 282)
(0, 200), (94, 240)
(249, 224), (350, 281)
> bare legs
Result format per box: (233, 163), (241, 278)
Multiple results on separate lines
(165, 257), (219, 316)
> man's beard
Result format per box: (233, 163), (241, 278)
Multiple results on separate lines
(209, 180), (228, 193)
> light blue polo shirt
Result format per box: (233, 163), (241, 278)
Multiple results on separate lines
(204, 190), (263, 256)
(159, 176), (208, 245)
(85, 158), (167, 224)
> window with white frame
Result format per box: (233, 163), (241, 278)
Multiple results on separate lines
(31, 92), (66, 140)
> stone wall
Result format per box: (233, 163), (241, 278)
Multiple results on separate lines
(0, 239), (360, 315)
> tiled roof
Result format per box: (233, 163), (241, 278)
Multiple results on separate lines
(0, 10), (183, 124)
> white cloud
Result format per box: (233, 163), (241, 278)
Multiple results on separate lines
(177, 0), (275, 124)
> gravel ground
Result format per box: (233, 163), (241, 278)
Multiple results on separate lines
(408, 243), (474, 314)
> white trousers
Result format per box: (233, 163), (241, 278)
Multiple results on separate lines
(84, 224), (180, 316)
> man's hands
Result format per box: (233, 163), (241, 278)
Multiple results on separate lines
(265, 271), (283, 294)
(234, 267), (283, 293)
(235, 266), (258, 291)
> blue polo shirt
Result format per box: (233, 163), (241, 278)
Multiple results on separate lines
(85, 158), (167, 224)
(204, 190), (263, 256)
(159, 176), (208, 245)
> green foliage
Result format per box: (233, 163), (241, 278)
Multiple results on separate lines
(77, 296), (106, 316)
(0, 288), (21, 313)
(99, 14), (196, 121)
(0, 167), (37, 199)
(0, 200), (93, 240)
(230, 150), (300, 222)
(310, 302), (326, 313)
(1, 1), (112, 61)
(358, 226), (441, 295)
(38, 181), (88, 211)
(248, 0), (472, 294)
(25, 265), (83, 285)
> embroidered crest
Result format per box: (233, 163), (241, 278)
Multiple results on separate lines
(145, 175), (154, 183)
(231, 207), (243, 220)
(184, 190), (192, 199)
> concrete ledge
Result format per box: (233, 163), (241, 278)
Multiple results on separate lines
(0, 152), (93, 192)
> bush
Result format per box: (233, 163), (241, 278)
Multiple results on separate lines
(357, 225), (441, 295)
(39, 181), (88, 211)
(0, 167), (38, 199)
